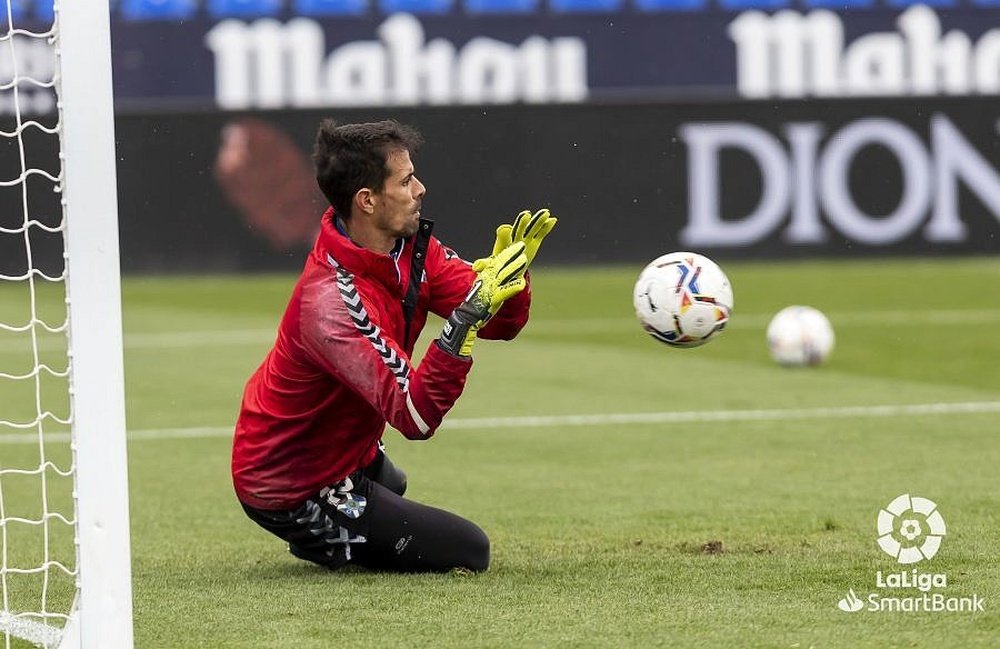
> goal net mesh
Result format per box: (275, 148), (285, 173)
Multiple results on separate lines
(1, 2), (79, 647)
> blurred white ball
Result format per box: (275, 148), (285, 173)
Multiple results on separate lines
(766, 306), (835, 366)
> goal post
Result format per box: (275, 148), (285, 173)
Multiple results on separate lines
(57, 0), (134, 647)
(0, 0), (133, 646)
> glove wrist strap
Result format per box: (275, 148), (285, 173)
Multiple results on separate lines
(437, 300), (485, 357)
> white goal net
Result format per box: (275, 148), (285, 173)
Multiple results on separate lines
(1, 2), (132, 647)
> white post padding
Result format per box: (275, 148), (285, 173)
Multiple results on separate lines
(57, 1), (135, 647)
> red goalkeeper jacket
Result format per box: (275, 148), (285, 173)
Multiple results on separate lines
(232, 210), (531, 510)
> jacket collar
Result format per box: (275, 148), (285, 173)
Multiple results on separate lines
(315, 208), (406, 294)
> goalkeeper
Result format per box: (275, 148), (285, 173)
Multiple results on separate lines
(231, 119), (556, 573)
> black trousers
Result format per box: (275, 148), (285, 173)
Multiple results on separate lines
(241, 450), (489, 573)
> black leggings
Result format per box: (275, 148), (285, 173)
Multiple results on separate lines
(241, 453), (489, 573)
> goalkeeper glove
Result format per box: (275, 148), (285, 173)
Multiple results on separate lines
(437, 242), (527, 358)
(491, 208), (558, 270)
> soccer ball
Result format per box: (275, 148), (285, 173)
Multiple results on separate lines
(632, 252), (733, 348)
(766, 306), (835, 366)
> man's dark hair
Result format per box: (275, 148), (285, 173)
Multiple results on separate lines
(313, 119), (424, 219)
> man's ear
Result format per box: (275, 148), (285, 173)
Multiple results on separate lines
(354, 188), (376, 215)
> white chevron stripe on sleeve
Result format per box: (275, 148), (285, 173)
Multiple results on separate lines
(335, 267), (411, 392)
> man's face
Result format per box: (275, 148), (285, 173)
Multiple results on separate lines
(372, 149), (425, 240)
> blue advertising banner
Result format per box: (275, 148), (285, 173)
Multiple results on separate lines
(5, 1), (1000, 113)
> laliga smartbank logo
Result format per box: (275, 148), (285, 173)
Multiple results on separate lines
(836, 494), (985, 614)
(876, 493), (945, 564)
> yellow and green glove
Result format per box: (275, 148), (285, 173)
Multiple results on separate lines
(491, 208), (558, 270)
(437, 241), (528, 358)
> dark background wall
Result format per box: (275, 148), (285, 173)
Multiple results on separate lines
(112, 98), (1000, 271)
(4, 3), (1000, 276)
(4, 97), (1000, 277)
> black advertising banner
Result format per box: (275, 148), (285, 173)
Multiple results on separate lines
(0, 114), (63, 279)
(3, 97), (1000, 276)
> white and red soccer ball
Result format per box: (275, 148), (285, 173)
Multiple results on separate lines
(632, 252), (733, 348)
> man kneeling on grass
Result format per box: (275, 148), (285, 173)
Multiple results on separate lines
(231, 118), (556, 572)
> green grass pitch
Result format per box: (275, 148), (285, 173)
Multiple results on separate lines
(2, 256), (999, 647)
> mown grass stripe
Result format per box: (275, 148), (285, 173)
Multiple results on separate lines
(2, 401), (998, 445)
